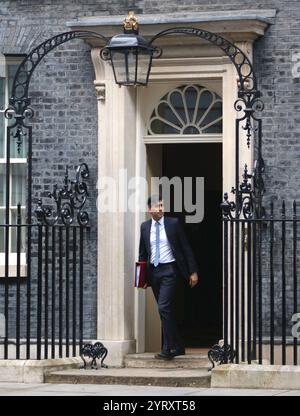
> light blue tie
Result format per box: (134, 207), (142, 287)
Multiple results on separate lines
(154, 221), (160, 266)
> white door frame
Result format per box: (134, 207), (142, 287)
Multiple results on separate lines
(134, 56), (250, 352)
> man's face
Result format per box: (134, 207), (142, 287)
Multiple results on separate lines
(148, 200), (164, 221)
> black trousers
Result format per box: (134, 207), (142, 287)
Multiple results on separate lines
(149, 261), (184, 353)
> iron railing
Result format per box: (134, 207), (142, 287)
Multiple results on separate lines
(223, 200), (300, 366)
(0, 205), (88, 360)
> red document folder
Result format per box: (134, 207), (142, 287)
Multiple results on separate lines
(134, 261), (147, 288)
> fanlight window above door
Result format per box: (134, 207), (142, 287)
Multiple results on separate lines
(148, 84), (222, 135)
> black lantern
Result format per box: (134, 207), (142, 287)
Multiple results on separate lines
(100, 11), (159, 86)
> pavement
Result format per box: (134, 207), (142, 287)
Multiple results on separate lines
(0, 383), (300, 396)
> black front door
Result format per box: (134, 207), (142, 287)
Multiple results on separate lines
(162, 143), (222, 347)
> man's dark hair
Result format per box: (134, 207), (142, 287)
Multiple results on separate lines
(147, 194), (163, 209)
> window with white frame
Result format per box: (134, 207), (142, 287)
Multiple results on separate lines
(0, 55), (27, 276)
(147, 84), (223, 137)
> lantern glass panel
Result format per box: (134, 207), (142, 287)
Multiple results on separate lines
(111, 51), (127, 84)
(111, 49), (138, 85)
(127, 50), (136, 84)
(137, 50), (152, 85)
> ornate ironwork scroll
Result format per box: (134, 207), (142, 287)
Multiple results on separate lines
(80, 342), (108, 370)
(221, 164), (256, 220)
(35, 163), (89, 226)
(208, 343), (236, 371)
(150, 28), (257, 95)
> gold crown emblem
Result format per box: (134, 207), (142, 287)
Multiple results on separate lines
(123, 11), (139, 33)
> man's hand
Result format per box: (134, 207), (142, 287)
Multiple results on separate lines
(189, 272), (198, 288)
(143, 283), (148, 289)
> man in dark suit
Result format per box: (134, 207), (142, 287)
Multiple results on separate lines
(139, 195), (199, 359)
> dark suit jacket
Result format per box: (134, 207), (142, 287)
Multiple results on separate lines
(138, 215), (198, 286)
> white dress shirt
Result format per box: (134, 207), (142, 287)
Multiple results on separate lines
(150, 216), (175, 264)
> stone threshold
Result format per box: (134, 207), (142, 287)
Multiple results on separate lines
(125, 352), (210, 369)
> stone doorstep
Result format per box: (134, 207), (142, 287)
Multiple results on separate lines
(45, 368), (211, 388)
(125, 353), (210, 369)
(211, 364), (300, 390)
(0, 358), (82, 384)
(44, 352), (211, 387)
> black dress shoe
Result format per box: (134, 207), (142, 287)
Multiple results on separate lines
(154, 352), (174, 360)
(170, 349), (186, 357)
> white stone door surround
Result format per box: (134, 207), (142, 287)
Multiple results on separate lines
(91, 53), (251, 365)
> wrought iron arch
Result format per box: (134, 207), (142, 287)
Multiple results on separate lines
(149, 27), (265, 219)
(4, 30), (108, 226)
(10, 30), (108, 105)
(150, 27), (257, 95)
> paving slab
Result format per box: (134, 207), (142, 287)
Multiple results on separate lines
(0, 383), (298, 396)
(188, 388), (289, 396)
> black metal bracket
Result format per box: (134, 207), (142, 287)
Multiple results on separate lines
(34, 162), (89, 226)
(207, 343), (236, 371)
(80, 342), (108, 370)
